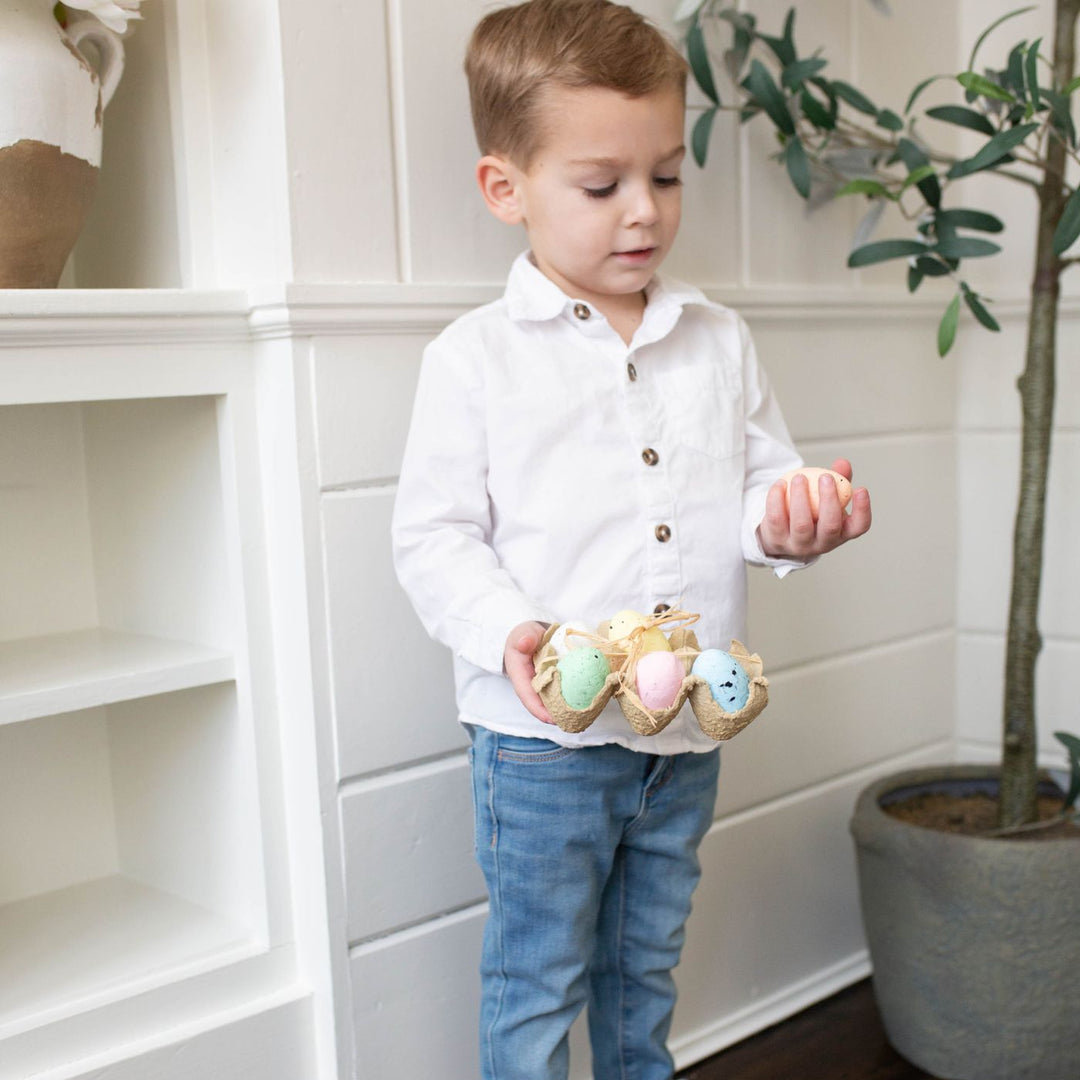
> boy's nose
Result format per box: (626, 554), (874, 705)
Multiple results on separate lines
(626, 186), (659, 227)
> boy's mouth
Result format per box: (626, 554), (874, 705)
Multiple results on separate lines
(614, 247), (657, 264)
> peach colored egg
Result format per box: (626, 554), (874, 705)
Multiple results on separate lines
(781, 467), (853, 519)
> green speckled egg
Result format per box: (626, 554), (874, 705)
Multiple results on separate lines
(557, 648), (611, 710)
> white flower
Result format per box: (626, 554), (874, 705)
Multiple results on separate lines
(62, 1), (143, 35)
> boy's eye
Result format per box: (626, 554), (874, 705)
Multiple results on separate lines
(654, 176), (682, 188)
(584, 183), (617, 199)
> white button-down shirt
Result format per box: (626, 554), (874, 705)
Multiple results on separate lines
(392, 252), (806, 753)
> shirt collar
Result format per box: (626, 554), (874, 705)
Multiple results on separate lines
(503, 251), (709, 338)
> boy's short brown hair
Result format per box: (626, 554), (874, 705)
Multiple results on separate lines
(465, 0), (688, 169)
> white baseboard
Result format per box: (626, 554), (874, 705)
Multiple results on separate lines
(670, 951), (872, 1072)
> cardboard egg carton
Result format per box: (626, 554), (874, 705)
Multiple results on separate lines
(531, 620), (769, 742)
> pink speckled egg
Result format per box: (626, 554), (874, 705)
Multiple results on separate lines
(635, 650), (686, 711)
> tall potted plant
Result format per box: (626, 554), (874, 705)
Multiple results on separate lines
(677, 2), (1080, 1077)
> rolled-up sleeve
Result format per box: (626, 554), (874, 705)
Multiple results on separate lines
(391, 335), (556, 674)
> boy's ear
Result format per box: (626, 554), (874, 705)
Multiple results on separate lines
(476, 154), (525, 225)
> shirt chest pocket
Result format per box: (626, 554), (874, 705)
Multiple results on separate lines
(662, 365), (744, 461)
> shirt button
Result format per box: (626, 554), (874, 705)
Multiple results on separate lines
(641, 448), (659, 467)
(627, 362), (638, 382)
(655, 524), (672, 543)
(653, 603), (671, 615)
(573, 302), (591, 320)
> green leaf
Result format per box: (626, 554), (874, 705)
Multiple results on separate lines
(747, 59), (795, 136)
(925, 105), (996, 136)
(938, 294), (961, 356)
(947, 122), (1039, 178)
(760, 7), (797, 66)
(907, 265), (924, 293)
(957, 71), (1017, 103)
(961, 287), (1001, 331)
(847, 239), (928, 268)
(800, 87), (836, 129)
(935, 208), (1005, 233)
(837, 179), (895, 199)
(1064, 75), (1080, 95)
(832, 80), (878, 116)
(934, 236), (1002, 259)
(691, 106), (718, 167)
(1005, 42), (1028, 100)
(1053, 731), (1080, 810)
(782, 57), (828, 91)
(905, 74), (949, 115)
(899, 164), (937, 193)
(915, 254), (952, 277)
(967, 5), (1037, 73)
(784, 135), (811, 198)
(687, 17), (720, 106)
(1053, 187), (1080, 254)
(1025, 37), (1042, 112)
(896, 138), (942, 208)
(876, 108), (904, 132)
(759, 33), (796, 67)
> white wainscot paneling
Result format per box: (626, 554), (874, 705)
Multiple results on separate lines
(955, 633), (1080, 757)
(396, 0), (523, 283)
(313, 333), (429, 488)
(742, 0), (858, 286)
(341, 755), (483, 944)
(749, 434), (956, 669)
(957, 432), (1080, 639)
(747, 315), (956, 445)
(673, 743), (949, 1066)
(349, 909), (485, 1080)
(321, 490), (461, 780)
(715, 634), (955, 819)
(957, 310), (1080, 430)
(278, 0), (399, 283)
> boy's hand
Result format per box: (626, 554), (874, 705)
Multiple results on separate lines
(503, 621), (555, 725)
(759, 458), (871, 560)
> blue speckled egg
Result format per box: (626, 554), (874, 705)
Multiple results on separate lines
(692, 649), (750, 712)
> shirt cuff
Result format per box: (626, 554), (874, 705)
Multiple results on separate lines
(746, 525), (818, 579)
(461, 591), (559, 675)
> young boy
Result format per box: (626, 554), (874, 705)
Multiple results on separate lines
(392, 2), (872, 1077)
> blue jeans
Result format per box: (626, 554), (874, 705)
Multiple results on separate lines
(468, 727), (721, 1080)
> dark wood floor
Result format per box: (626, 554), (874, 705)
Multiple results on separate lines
(676, 980), (938, 1080)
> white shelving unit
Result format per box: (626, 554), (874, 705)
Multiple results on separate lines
(0, 332), (317, 1079)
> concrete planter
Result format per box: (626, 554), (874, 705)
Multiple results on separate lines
(850, 765), (1080, 1080)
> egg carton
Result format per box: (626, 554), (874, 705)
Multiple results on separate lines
(530, 622), (622, 732)
(531, 624), (769, 741)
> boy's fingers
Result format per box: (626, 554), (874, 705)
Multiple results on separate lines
(787, 474), (815, 541)
(843, 487), (872, 540)
(816, 475), (844, 543)
(830, 457), (853, 482)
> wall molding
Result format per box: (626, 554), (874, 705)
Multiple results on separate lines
(7, 284), (1079, 347)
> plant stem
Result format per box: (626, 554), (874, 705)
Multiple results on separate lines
(999, 0), (1080, 828)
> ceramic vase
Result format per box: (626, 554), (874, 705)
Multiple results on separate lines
(0, 0), (125, 287)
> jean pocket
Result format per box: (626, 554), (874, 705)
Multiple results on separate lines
(495, 733), (578, 763)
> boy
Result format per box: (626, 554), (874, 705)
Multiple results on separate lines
(392, 2), (872, 1077)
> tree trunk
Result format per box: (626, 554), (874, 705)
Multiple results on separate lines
(999, 0), (1080, 828)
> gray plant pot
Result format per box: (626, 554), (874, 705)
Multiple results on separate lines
(850, 765), (1080, 1080)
